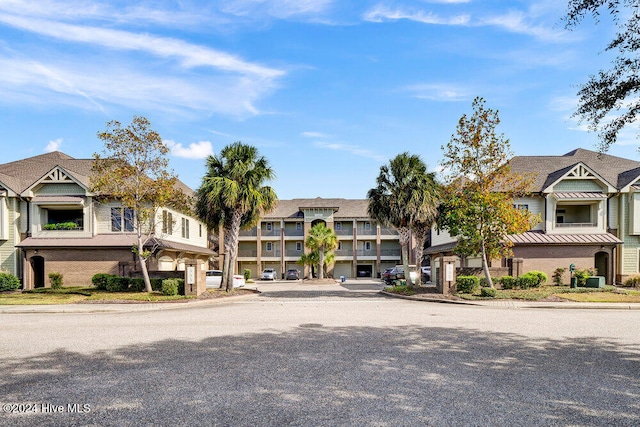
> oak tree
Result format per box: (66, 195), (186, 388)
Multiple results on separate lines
(564, 0), (640, 149)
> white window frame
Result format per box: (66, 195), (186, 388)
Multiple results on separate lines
(335, 222), (342, 231)
(296, 222), (302, 231)
(181, 218), (189, 239)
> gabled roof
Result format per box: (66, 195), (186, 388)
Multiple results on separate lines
(508, 148), (640, 192)
(0, 151), (194, 196)
(264, 198), (370, 219)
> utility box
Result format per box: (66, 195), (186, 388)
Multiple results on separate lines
(585, 276), (605, 288)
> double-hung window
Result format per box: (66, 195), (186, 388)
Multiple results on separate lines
(111, 207), (134, 232)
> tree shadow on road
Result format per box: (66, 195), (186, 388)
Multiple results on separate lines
(2, 325), (639, 426)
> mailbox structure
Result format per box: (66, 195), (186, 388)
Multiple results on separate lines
(184, 259), (206, 296)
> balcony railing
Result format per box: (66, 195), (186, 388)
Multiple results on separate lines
(380, 228), (399, 235)
(335, 249), (354, 256)
(356, 228), (376, 236)
(239, 229), (258, 236)
(262, 250), (281, 257)
(284, 229), (304, 237)
(262, 229), (282, 237)
(335, 229), (353, 236)
(238, 250), (258, 257)
(356, 249), (377, 256)
(380, 249), (401, 257)
(285, 250), (303, 257)
(556, 222), (597, 228)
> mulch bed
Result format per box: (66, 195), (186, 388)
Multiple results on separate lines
(76, 288), (259, 304)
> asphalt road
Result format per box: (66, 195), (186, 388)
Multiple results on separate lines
(1, 280), (639, 426)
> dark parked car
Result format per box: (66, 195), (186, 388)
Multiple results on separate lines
(286, 269), (300, 280)
(381, 268), (394, 282)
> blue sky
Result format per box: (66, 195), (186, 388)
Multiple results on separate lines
(0, 0), (636, 199)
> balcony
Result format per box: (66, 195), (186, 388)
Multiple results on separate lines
(356, 228), (376, 236)
(238, 249), (257, 257)
(356, 249), (377, 257)
(380, 249), (401, 257)
(335, 229), (353, 236)
(285, 250), (303, 257)
(262, 229), (282, 237)
(239, 229), (258, 237)
(335, 249), (354, 256)
(262, 250), (281, 257)
(555, 222), (597, 228)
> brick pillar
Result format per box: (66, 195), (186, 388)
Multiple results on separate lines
(437, 256), (458, 295)
(184, 259), (205, 296)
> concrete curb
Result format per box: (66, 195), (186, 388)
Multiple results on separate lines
(379, 291), (481, 305)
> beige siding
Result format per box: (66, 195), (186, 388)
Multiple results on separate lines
(34, 183), (86, 195)
(514, 196), (545, 231)
(609, 196), (619, 229)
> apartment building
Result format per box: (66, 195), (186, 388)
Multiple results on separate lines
(428, 148), (640, 285)
(236, 198), (412, 279)
(0, 151), (212, 288)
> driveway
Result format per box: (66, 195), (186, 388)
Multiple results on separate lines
(1, 279), (639, 426)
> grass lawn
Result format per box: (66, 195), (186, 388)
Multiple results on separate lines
(457, 285), (640, 302)
(0, 287), (197, 305)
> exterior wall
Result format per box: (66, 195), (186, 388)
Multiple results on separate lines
(0, 197), (20, 275)
(511, 245), (610, 283)
(23, 248), (136, 288)
(552, 179), (605, 192)
(431, 227), (456, 247)
(514, 195), (545, 231)
(609, 196), (619, 230)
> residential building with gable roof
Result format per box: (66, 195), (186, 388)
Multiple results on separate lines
(236, 198), (415, 279)
(428, 148), (640, 285)
(0, 151), (212, 288)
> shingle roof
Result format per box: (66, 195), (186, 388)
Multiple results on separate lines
(508, 148), (640, 192)
(0, 151), (194, 196)
(263, 198), (370, 219)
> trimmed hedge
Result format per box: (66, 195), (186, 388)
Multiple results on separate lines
(106, 276), (130, 292)
(481, 287), (497, 298)
(499, 276), (516, 290)
(92, 273), (115, 290)
(456, 276), (480, 294)
(0, 272), (21, 291)
(161, 279), (179, 296)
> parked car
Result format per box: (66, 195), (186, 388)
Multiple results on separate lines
(421, 266), (431, 282)
(381, 267), (394, 282)
(206, 270), (245, 288)
(261, 268), (277, 280)
(232, 274), (246, 288)
(286, 269), (300, 280)
(206, 270), (223, 288)
(384, 265), (419, 284)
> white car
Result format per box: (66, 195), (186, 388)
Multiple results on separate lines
(205, 270), (223, 288)
(261, 268), (277, 280)
(206, 270), (245, 288)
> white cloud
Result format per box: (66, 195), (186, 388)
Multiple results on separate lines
(479, 11), (568, 42)
(166, 140), (214, 159)
(222, 0), (334, 19)
(301, 131), (331, 138)
(45, 137), (62, 152)
(404, 83), (469, 102)
(313, 141), (385, 161)
(363, 4), (470, 25)
(0, 13), (283, 78)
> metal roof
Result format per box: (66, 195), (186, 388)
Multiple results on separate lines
(507, 231), (622, 245)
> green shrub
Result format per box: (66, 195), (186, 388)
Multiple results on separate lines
(106, 276), (130, 292)
(177, 278), (185, 295)
(499, 276), (516, 290)
(623, 275), (640, 287)
(91, 273), (115, 290)
(129, 278), (146, 292)
(480, 287), (497, 298)
(456, 276), (480, 294)
(244, 269), (251, 281)
(0, 272), (21, 291)
(516, 271), (547, 289)
(43, 221), (78, 230)
(150, 278), (164, 292)
(479, 277), (497, 288)
(48, 272), (63, 289)
(573, 268), (595, 287)
(161, 279), (179, 296)
(552, 268), (566, 286)
(527, 270), (548, 287)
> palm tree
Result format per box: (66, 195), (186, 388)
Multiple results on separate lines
(195, 142), (277, 291)
(304, 223), (338, 280)
(367, 152), (439, 286)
